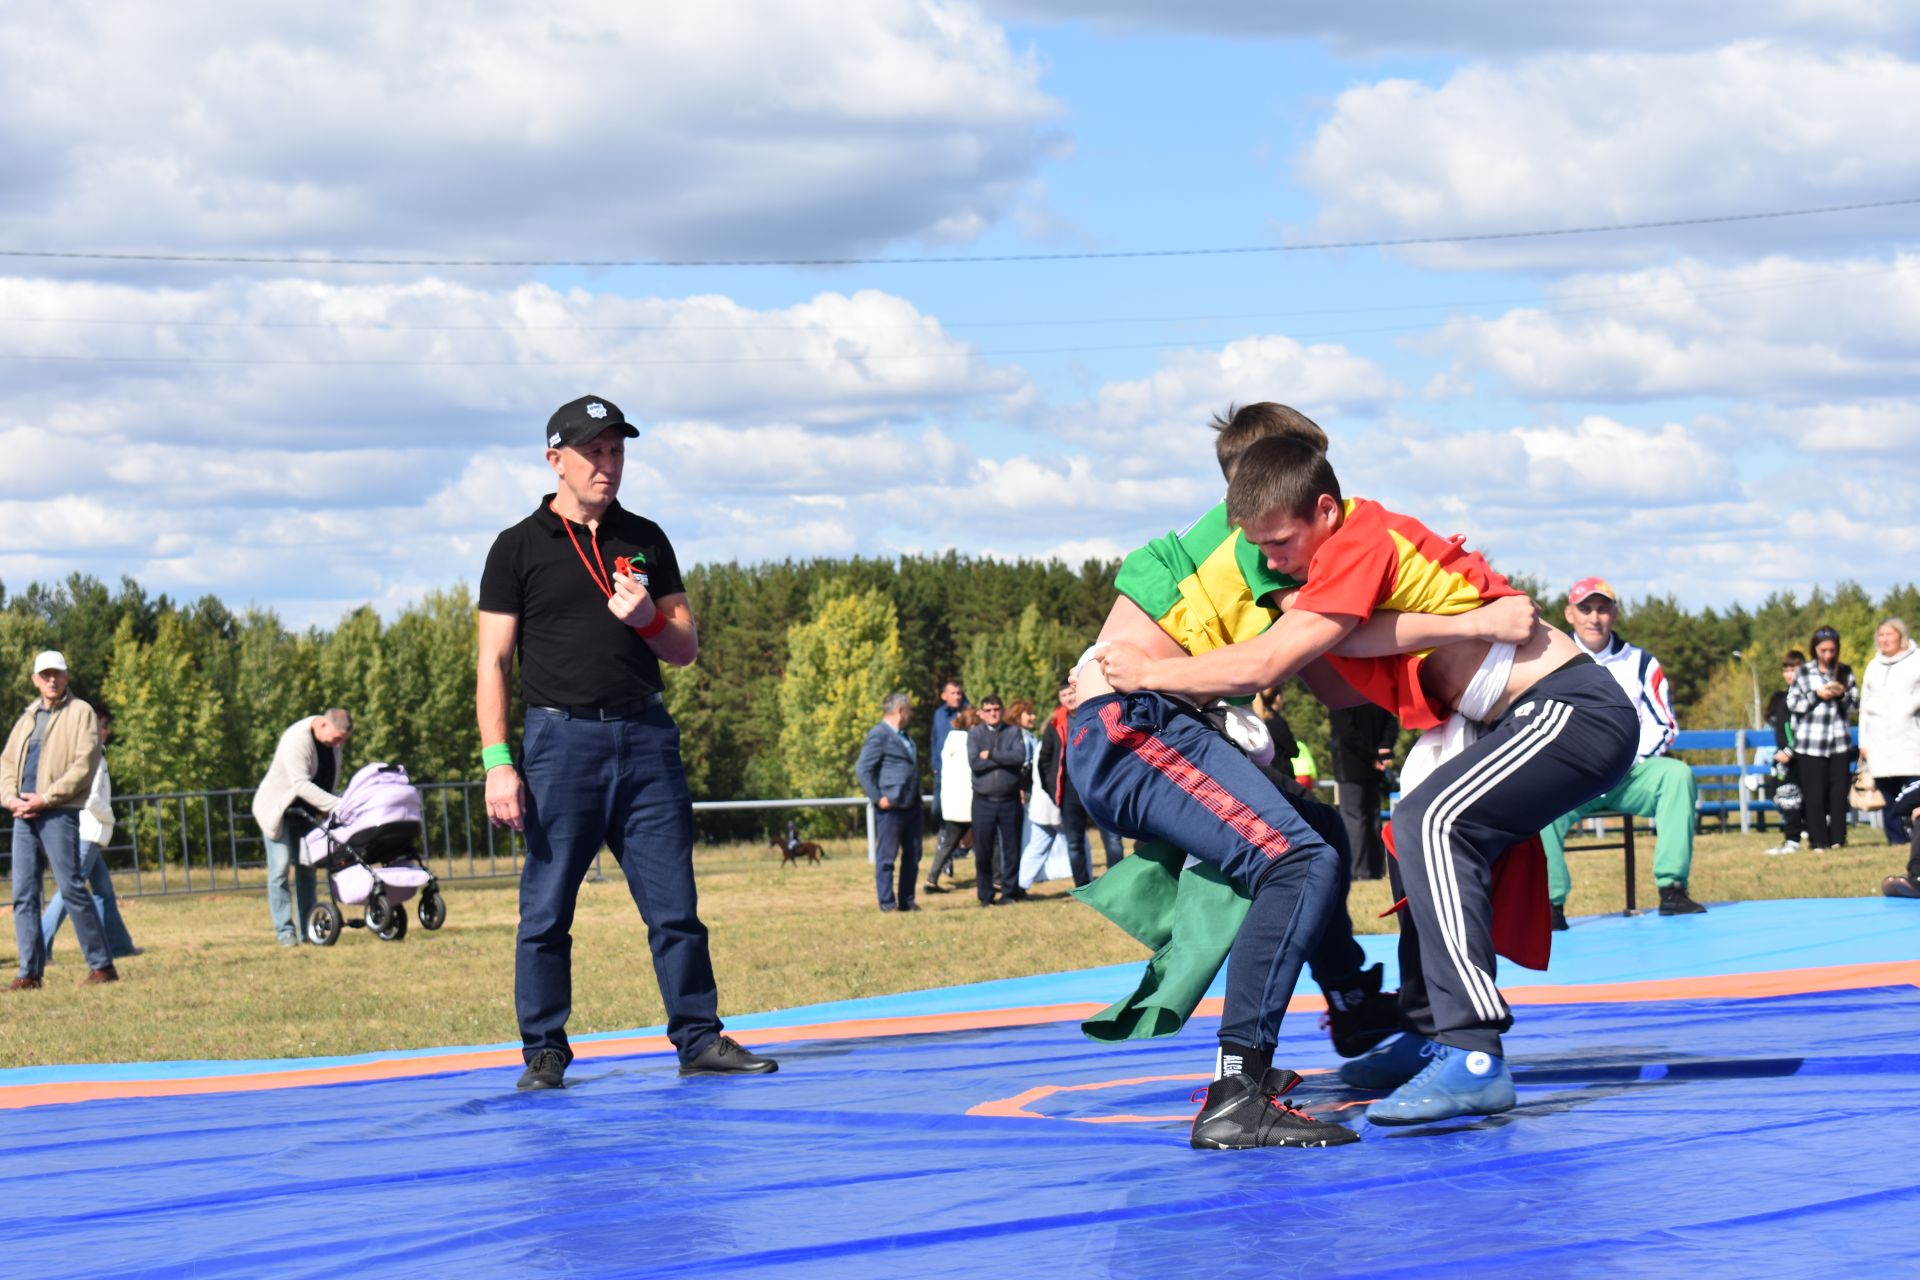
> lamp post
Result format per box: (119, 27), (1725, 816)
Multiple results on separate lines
(1731, 649), (1762, 728)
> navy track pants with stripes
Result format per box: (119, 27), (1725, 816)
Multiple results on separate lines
(1069, 691), (1345, 1051)
(1392, 657), (1637, 1055)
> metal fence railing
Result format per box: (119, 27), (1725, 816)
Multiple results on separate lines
(0, 784), (891, 900)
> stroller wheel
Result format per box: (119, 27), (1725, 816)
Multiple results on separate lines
(307, 903), (343, 947)
(364, 892), (391, 932)
(417, 885), (446, 931)
(374, 902), (409, 942)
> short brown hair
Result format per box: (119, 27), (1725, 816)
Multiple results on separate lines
(953, 707), (981, 731)
(1226, 435), (1342, 526)
(1211, 403), (1328, 480)
(1006, 698), (1035, 722)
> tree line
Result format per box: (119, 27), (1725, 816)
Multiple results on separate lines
(3, 567), (1914, 841)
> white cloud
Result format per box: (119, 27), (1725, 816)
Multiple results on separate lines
(1742, 400), (1920, 454)
(1058, 334), (1400, 470)
(0, 0), (1061, 263)
(1295, 44), (1920, 268)
(990, 2), (1917, 55)
(0, 276), (1021, 446)
(1429, 255), (1920, 401)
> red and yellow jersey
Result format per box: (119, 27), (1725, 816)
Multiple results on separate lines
(1290, 498), (1519, 729)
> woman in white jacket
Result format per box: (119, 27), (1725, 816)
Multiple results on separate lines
(922, 707), (978, 893)
(1862, 618), (1920, 846)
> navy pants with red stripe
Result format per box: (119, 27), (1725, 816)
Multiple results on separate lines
(1069, 692), (1344, 1051)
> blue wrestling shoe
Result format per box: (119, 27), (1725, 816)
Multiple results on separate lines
(1365, 1044), (1515, 1125)
(1337, 1032), (1437, 1091)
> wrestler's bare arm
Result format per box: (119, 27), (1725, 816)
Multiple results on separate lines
(1100, 607), (1355, 699)
(1334, 594), (1538, 659)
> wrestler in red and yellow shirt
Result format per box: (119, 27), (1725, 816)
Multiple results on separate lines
(1288, 498), (1523, 730)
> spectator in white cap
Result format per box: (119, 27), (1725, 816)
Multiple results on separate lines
(3, 650), (113, 989)
(1537, 578), (1705, 925)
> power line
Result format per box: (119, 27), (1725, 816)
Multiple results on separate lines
(1, 197), (1914, 270)
(1, 256), (1908, 370)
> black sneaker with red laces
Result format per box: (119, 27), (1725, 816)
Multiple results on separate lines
(1189, 1068), (1360, 1149)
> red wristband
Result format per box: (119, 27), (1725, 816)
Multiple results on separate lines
(635, 609), (670, 640)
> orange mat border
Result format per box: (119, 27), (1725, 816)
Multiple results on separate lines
(5, 960), (1916, 1112)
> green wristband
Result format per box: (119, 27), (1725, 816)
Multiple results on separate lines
(482, 743), (515, 771)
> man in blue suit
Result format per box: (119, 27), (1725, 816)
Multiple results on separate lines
(856, 692), (923, 913)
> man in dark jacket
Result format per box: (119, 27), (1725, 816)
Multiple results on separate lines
(856, 692), (922, 912)
(968, 696), (1027, 905)
(1036, 682), (1094, 887)
(1329, 703), (1397, 880)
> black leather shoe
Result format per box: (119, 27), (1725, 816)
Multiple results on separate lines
(679, 1034), (779, 1077)
(1550, 904), (1569, 932)
(516, 1048), (567, 1091)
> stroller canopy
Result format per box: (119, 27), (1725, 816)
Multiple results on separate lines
(300, 763), (424, 866)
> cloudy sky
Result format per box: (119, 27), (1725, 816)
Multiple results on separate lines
(3, 2), (1917, 626)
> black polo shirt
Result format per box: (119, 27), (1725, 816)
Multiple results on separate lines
(478, 494), (687, 708)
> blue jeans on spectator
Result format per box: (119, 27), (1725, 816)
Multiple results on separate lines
(13, 811), (111, 977)
(264, 832), (317, 945)
(1098, 825), (1124, 867)
(41, 840), (137, 958)
(516, 704), (721, 1066)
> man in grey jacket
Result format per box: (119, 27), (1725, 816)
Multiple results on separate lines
(251, 709), (352, 945)
(968, 695), (1028, 905)
(4, 651), (109, 989)
(856, 692), (922, 912)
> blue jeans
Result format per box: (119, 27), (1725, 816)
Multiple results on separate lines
(41, 840), (136, 958)
(516, 705), (720, 1065)
(264, 832), (317, 944)
(13, 810), (111, 976)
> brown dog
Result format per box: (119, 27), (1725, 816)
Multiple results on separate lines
(772, 838), (825, 867)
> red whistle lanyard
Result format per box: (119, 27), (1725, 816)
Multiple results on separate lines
(552, 502), (667, 641)
(552, 502), (615, 600)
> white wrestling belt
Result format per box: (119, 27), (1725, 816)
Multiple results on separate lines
(1398, 641), (1516, 796)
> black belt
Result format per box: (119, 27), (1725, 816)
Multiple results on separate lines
(533, 693), (663, 720)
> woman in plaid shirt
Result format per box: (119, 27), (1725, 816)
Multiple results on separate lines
(1788, 625), (1860, 850)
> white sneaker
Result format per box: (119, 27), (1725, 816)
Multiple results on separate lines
(1764, 840), (1800, 856)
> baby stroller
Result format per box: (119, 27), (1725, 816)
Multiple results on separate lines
(298, 762), (446, 945)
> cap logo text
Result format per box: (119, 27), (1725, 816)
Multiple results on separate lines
(586, 402), (607, 419)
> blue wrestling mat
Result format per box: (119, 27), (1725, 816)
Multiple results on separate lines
(7, 898), (1920, 1278)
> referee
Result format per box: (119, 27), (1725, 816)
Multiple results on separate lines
(477, 394), (777, 1090)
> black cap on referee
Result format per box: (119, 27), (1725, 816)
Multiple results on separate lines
(546, 395), (640, 449)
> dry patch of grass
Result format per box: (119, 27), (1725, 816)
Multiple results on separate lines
(2, 826), (1904, 1068)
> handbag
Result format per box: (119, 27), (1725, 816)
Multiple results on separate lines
(1850, 768), (1885, 811)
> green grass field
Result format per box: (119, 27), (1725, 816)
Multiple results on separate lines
(0, 826), (1903, 1069)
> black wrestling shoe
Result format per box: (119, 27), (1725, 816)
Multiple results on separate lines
(679, 1034), (779, 1077)
(1322, 962), (1400, 1058)
(516, 1048), (567, 1091)
(1189, 1068), (1360, 1150)
(1550, 903), (1569, 932)
(1658, 884), (1706, 915)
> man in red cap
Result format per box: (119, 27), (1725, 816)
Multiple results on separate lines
(1540, 577), (1704, 926)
